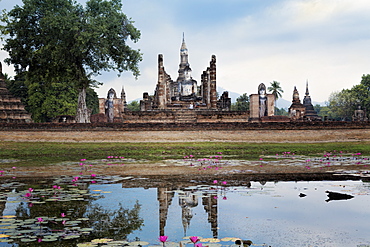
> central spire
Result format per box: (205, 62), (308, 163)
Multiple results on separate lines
(180, 32), (188, 55)
(305, 80), (309, 96)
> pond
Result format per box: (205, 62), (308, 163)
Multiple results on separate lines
(0, 174), (370, 247)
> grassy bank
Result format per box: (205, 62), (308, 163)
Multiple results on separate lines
(1, 141), (370, 167)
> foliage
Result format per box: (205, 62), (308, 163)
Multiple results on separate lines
(231, 93), (249, 111)
(6, 76), (99, 122)
(127, 100), (140, 111)
(268, 81), (283, 114)
(328, 90), (358, 121)
(86, 202), (143, 240)
(1, 0), (142, 122)
(267, 81), (284, 100)
(326, 74), (370, 120)
(275, 107), (288, 116)
(86, 87), (99, 115)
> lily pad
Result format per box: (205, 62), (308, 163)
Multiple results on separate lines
(128, 241), (150, 246)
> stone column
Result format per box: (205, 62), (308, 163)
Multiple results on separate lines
(210, 55), (217, 109)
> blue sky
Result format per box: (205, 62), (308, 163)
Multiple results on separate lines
(1, 0), (370, 105)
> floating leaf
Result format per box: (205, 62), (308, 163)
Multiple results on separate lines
(91, 238), (113, 243)
(63, 235), (80, 240)
(77, 243), (98, 247)
(128, 241), (149, 246)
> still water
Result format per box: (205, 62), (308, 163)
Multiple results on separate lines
(1, 177), (370, 246)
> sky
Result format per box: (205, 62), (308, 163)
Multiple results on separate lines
(1, 0), (370, 106)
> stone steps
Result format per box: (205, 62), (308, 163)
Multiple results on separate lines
(174, 110), (197, 123)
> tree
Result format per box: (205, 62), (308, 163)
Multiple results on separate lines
(231, 93), (249, 111)
(275, 107), (288, 116)
(1, 0), (142, 122)
(267, 81), (284, 114)
(327, 90), (357, 120)
(126, 100), (140, 111)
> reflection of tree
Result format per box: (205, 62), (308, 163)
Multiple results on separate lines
(11, 201), (143, 247)
(86, 201), (144, 240)
(9, 178), (143, 247)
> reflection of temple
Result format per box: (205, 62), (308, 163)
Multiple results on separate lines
(157, 188), (218, 238)
(158, 188), (175, 236)
(179, 191), (198, 236)
(202, 193), (218, 238)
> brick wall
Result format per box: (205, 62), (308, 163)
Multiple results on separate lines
(0, 121), (369, 131)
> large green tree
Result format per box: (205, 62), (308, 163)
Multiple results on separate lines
(231, 93), (250, 111)
(267, 81), (284, 114)
(1, 0), (142, 122)
(327, 89), (357, 120)
(326, 74), (370, 121)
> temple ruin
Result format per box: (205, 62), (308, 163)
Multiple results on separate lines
(96, 35), (248, 123)
(289, 82), (320, 121)
(0, 61), (32, 123)
(140, 35), (229, 111)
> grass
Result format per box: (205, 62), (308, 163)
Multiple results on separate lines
(1, 141), (370, 167)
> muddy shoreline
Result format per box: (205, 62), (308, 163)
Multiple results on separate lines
(1, 129), (370, 179)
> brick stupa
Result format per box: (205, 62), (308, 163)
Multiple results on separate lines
(0, 62), (32, 123)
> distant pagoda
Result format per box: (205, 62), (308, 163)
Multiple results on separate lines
(302, 81), (321, 120)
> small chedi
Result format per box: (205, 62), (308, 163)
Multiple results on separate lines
(0, 61), (32, 123)
(289, 82), (320, 121)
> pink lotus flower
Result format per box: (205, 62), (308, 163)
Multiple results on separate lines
(37, 217), (43, 223)
(62, 220), (66, 225)
(61, 213), (66, 217)
(222, 181), (227, 185)
(190, 236), (200, 244)
(195, 243), (203, 247)
(159, 236), (168, 242)
(91, 174), (96, 177)
(28, 188), (34, 192)
(25, 193), (32, 198)
(213, 180), (218, 184)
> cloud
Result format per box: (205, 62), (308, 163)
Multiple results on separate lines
(2, 0), (370, 104)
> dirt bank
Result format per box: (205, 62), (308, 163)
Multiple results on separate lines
(1, 128), (370, 142)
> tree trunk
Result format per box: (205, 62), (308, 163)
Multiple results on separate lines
(75, 87), (91, 123)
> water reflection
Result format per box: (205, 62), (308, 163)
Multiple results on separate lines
(0, 177), (370, 246)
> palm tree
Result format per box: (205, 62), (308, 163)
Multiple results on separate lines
(268, 81), (284, 114)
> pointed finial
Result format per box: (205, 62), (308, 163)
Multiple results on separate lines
(180, 32), (187, 52)
(305, 80), (309, 96)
